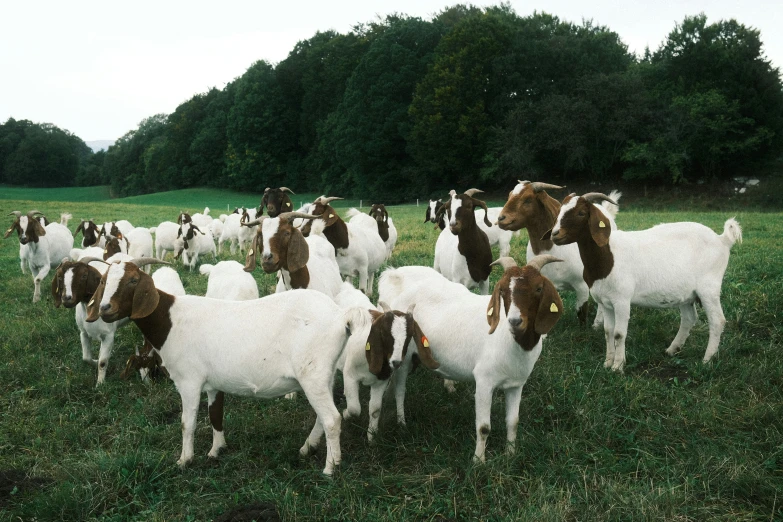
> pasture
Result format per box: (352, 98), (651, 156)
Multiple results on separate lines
(0, 187), (781, 521)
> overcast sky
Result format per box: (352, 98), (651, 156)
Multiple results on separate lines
(1, 0), (780, 142)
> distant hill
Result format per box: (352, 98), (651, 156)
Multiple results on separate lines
(86, 140), (114, 152)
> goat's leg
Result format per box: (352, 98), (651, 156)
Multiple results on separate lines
(33, 264), (50, 303)
(342, 372), (361, 421)
(503, 386), (523, 455)
(473, 381), (494, 463)
(300, 381), (342, 475)
(574, 282), (590, 326)
(206, 390), (226, 458)
(610, 301), (631, 373)
(358, 269), (369, 295)
(699, 293), (726, 363)
(499, 237), (510, 258)
(79, 331), (96, 365)
(601, 304), (616, 368)
(177, 385), (202, 468)
(666, 303), (698, 357)
(394, 359), (412, 425)
(95, 335), (114, 386)
(367, 271), (376, 298)
(478, 279), (489, 295)
(443, 379), (457, 393)
(367, 380), (390, 442)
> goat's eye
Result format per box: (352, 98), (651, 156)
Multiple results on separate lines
(81, 274), (88, 280)
(578, 211), (586, 217)
(536, 286), (543, 293)
(129, 278), (138, 285)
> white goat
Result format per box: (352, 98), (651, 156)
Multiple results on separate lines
(125, 228), (154, 272)
(200, 261), (259, 301)
(547, 192), (742, 371)
(150, 221), (183, 260)
(208, 219), (224, 250)
(87, 260), (362, 475)
(379, 256), (564, 462)
(6, 211), (73, 302)
(99, 220), (134, 240)
(179, 221), (216, 271)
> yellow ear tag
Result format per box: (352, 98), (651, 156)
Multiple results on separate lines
(487, 307), (494, 316)
(103, 249), (107, 253)
(5, 228), (11, 234)
(598, 221), (606, 228)
(421, 336), (429, 348)
(365, 342), (371, 351)
(550, 303), (559, 313)
(249, 248), (254, 255)
(286, 202), (291, 207)
(88, 298), (95, 306)
(328, 214), (334, 219)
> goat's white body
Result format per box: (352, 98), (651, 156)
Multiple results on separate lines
(219, 214), (251, 254)
(208, 219), (224, 250)
(150, 221), (183, 260)
(334, 213), (387, 296)
(433, 226), (489, 294)
(182, 228), (216, 271)
(20, 222), (73, 303)
(346, 209), (398, 260)
(69, 246), (105, 263)
(275, 225), (343, 299)
(125, 228), (154, 271)
(149, 289), (353, 474)
(151, 267), (186, 297)
(191, 207), (212, 228)
(201, 261), (259, 301)
(101, 220), (134, 239)
(584, 219), (741, 371)
(379, 268), (542, 462)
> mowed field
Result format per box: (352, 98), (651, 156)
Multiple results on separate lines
(0, 187), (781, 521)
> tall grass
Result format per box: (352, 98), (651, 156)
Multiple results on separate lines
(0, 189), (780, 521)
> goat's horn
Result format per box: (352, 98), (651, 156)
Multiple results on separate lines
(241, 217), (265, 227)
(463, 188), (484, 198)
(378, 301), (392, 313)
(582, 192), (618, 206)
(264, 187), (271, 194)
(406, 303), (416, 315)
(526, 255), (563, 271)
(490, 257), (518, 271)
(279, 187), (295, 194)
(27, 210), (43, 218)
(530, 182), (564, 193)
(8, 211), (21, 218)
(278, 212), (318, 223)
(130, 257), (171, 268)
(317, 196), (343, 205)
(78, 256), (109, 265)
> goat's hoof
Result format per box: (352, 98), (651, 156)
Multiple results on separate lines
(472, 454), (486, 465)
(285, 392), (297, 400)
(603, 360), (613, 369)
(611, 363), (625, 373)
(505, 445), (516, 456)
(342, 409), (357, 420)
(299, 443), (313, 457)
(176, 457), (191, 469)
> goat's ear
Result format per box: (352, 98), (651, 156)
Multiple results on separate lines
(411, 320), (439, 369)
(75, 221), (85, 235)
(33, 219), (46, 237)
(3, 224), (16, 239)
(365, 321), (386, 377)
(51, 271), (63, 308)
(282, 194), (293, 210)
(85, 278), (105, 322)
(382, 208), (389, 223)
(424, 207), (431, 223)
(541, 229), (553, 241)
(535, 278), (563, 335)
(131, 274), (159, 319)
(287, 228), (309, 273)
(487, 279), (505, 334)
(588, 206), (611, 247)
(192, 225), (203, 235)
(176, 227), (182, 238)
(244, 231), (261, 272)
(321, 207), (340, 227)
(86, 266), (102, 296)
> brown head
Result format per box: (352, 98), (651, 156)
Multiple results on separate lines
(444, 189), (492, 235)
(99, 221), (124, 240)
(103, 237), (126, 260)
(242, 212), (316, 274)
(365, 302), (439, 380)
(369, 204), (390, 242)
(496, 180), (564, 232)
(51, 257), (106, 308)
(307, 196), (349, 249)
(543, 192), (617, 247)
(261, 187), (295, 218)
(86, 258), (170, 323)
(120, 339), (167, 380)
(424, 199), (444, 225)
(486, 256), (564, 350)
(75, 219), (101, 247)
(5, 211), (46, 245)
(176, 211), (192, 225)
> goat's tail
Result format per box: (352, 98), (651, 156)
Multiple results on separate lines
(345, 207), (360, 219)
(721, 218), (743, 248)
(600, 190), (622, 220)
(199, 264), (214, 275)
(377, 267), (404, 304)
(60, 213), (72, 227)
(343, 306), (373, 345)
(204, 206), (210, 216)
(149, 227), (157, 235)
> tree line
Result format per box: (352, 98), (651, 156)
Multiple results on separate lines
(2, 6), (782, 201)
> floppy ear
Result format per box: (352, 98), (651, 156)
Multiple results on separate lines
(320, 206), (340, 227)
(244, 230), (262, 272)
(75, 221), (85, 235)
(131, 274), (159, 319)
(86, 266), (102, 296)
(424, 206), (431, 223)
(411, 320), (439, 369)
(4, 223), (17, 238)
(176, 227), (182, 238)
(382, 208), (388, 223)
(286, 228), (309, 273)
(192, 225), (203, 235)
(588, 206), (611, 247)
(282, 194), (293, 210)
(365, 319), (387, 378)
(85, 278), (105, 322)
(33, 219), (46, 236)
(535, 278), (563, 335)
(51, 270), (63, 308)
(487, 278), (505, 334)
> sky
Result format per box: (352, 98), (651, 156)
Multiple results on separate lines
(1, 0), (780, 142)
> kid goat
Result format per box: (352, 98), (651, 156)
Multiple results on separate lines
(545, 192), (742, 371)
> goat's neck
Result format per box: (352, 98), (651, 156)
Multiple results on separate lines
(526, 198), (560, 255)
(281, 266), (310, 290)
(132, 290), (175, 350)
(324, 218), (349, 250)
(376, 220), (389, 242)
(456, 222), (492, 283)
(576, 236), (614, 288)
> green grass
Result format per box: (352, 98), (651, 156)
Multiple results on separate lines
(0, 185), (112, 202)
(0, 188), (781, 521)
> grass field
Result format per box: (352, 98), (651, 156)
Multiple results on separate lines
(0, 188), (781, 521)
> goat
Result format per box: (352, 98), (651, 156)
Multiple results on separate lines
(208, 219), (224, 250)
(6, 210), (73, 302)
(430, 199), (514, 257)
(302, 197), (387, 296)
(178, 221), (216, 271)
(86, 258), (360, 475)
(125, 228), (155, 272)
(424, 199), (445, 227)
(150, 221), (183, 260)
(496, 181), (621, 327)
(379, 255), (563, 462)
(59, 213), (72, 227)
(74, 219), (106, 248)
(546, 192), (742, 371)
(200, 261), (259, 301)
(242, 212), (342, 299)
(259, 187), (295, 217)
(366, 204), (397, 260)
(220, 213), (254, 255)
(433, 189), (493, 294)
(99, 220), (134, 240)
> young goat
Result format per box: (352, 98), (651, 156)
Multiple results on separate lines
(433, 189), (493, 294)
(86, 259), (359, 475)
(496, 180), (621, 327)
(379, 256), (563, 462)
(200, 261), (259, 301)
(429, 198), (514, 257)
(258, 187), (295, 217)
(546, 192), (742, 371)
(6, 210), (73, 302)
(178, 221), (216, 271)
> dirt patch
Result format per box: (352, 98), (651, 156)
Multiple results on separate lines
(214, 502), (281, 522)
(0, 469), (52, 507)
(634, 361), (697, 387)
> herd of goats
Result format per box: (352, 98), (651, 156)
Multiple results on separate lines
(5, 182), (742, 475)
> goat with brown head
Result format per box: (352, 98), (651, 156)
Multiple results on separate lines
(5, 210), (46, 245)
(369, 204), (390, 242)
(496, 181), (564, 253)
(487, 256), (564, 350)
(260, 187), (295, 218)
(437, 189), (493, 289)
(75, 219), (101, 247)
(305, 196), (348, 249)
(103, 236), (127, 260)
(365, 302), (439, 380)
(51, 257), (105, 309)
(86, 258), (170, 325)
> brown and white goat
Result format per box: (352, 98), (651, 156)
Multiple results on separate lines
(259, 187), (295, 218)
(74, 219), (104, 248)
(368, 204), (397, 259)
(433, 189), (493, 294)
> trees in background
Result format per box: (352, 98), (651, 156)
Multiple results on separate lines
(4, 8), (782, 200)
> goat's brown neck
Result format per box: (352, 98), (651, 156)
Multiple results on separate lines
(324, 218), (349, 250)
(527, 196), (560, 255)
(132, 290), (175, 350)
(376, 220), (389, 242)
(456, 222), (492, 283)
(513, 327), (541, 352)
(283, 266), (310, 290)
(576, 236), (614, 288)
